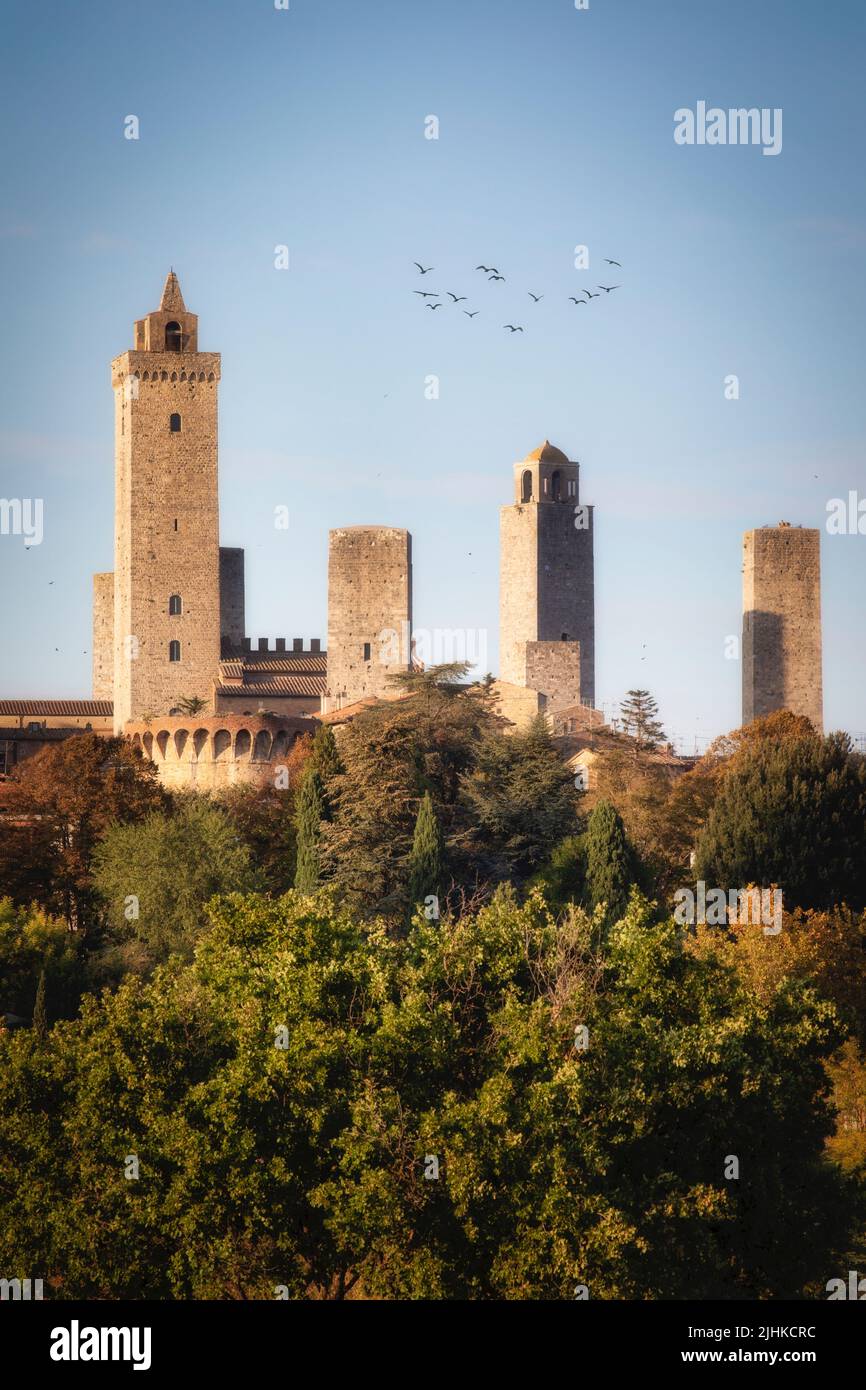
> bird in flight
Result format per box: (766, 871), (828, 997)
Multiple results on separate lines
(426, 301), (442, 310)
(476, 264), (499, 274)
(463, 310), (479, 317)
(503, 324), (524, 332)
(447, 292), (468, 302)
(568, 297), (587, 306)
(414, 290), (439, 298)
(604, 258), (622, 267)
(581, 289), (599, 299)
(528, 292), (543, 301)
(414, 262), (434, 274)
(489, 273), (506, 281)
(598, 285), (620, 293)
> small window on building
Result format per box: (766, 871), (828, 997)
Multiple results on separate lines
(363, 642), (372, 662)
(551, 469), (561, 500)
(173, 518), (178, 531)
(521, 469), (533, 502)
(84, 722), (92, 731)
(169, 594), (182, 616)
(561, 632), (569, 641)
(169, 640), (181, 662)
(27, 721), (42, 732)
(165, 322), (182, 352)
(170, 413), (182, 432)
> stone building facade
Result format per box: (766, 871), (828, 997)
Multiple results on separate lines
(742, 523), (823, 732)
(499, 441), (595, 715)
(323, 526), (412, 712)
(125, 714), (310, 790)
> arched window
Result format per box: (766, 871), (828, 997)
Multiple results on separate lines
(521, 469), (533, 502)
(170, 412), (181, 432)
(551, 469), (561, 501)
(165, 321), (182, 352)
(169, 594), (182, 616)
(169, 640), (181, 662)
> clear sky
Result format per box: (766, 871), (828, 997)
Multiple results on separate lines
(1, 0), (864, 749)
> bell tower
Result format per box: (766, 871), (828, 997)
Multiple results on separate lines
(499, 440), (595, 711)
(110, 272), (222, 731)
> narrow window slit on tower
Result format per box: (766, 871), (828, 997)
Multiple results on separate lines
(363, 642), (372, 661)
(169, 594), (182, 616)
(170, 413), (181, 432)
(169, 640), (181, 662)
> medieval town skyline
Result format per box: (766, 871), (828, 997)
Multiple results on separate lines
(1, 0), (864, 748)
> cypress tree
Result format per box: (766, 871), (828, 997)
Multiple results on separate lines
(407, 791), (442, 910)
(309, 723), (342, 785)
(294, 769), (325, 894)
(32, 969), (48, 1041)
(584, 799), (638, 924)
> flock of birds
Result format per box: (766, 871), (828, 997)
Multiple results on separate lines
(412, 259), (623, 333)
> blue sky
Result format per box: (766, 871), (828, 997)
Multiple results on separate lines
(1, 0), (864, 748)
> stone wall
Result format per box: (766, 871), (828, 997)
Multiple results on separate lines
(219, 547), (246, 651)
(742, 525), (823, 732)
(92, 572), (114, 701)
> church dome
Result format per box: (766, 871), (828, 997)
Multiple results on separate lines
(523, 440), (569, 465)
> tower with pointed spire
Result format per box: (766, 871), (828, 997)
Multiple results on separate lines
(499, 440), (595, 713)
(107, 271), (223, 730)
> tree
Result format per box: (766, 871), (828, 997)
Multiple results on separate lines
(217, 784), (298, 895)
(695, 728), (866, 911)
(32, 970), (48, 1040)
(0, 898), (82, 1023)
(175, 695), (208, 715)
(309, 722), (343, 785)
(583, 799), (639, 924)
(407, 791), (442, 909)
(531, 834), (586, 911)
(92, 796), (261, 966)
(294, 769), (325, 894)
(618, 689), (667, 753)
(0, 734), (166, 930)
(460, 715), (581, 882)
(0, 890), (854, 1300)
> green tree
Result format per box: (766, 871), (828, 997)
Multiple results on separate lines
(460, 714), (581, 882)
(174, 695), (208, 715)
(0, 898), (83, 1022)
(309, 722), (343, 785)
(294, 769), (325, 894)
(31, 969), (48, 1040)
(531, 833), (586, 911)
(92, 796), (261, 966)
(407, 791), (442, 910)
(695, 728), (866, 911)
(0, 890), (853, 1300)
(583, 799), (638, 924)
(618, 689), (667, 753)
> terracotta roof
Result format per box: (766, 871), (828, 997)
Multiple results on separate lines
(524, 440), (569, 465)
(220, 653), (327, 674)
(0, 700), (113, 717)
(217, 675), (325, 698)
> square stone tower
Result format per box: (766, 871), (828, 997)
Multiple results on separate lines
(499, 440), (595, 709)
(742, 523), (823, 732)
(109, 272), (222, 730)
(324, 526), (412, 711)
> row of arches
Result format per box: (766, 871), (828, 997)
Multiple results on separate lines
(131, 727), (300, 764)
(128, 370), (215, 382)
(520, 469), (578, 502)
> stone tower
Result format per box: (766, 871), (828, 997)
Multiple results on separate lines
(109, 272), (222, 731)
(324, 526), (412, 711)
(742, 523), (823, 732)
(499, 441), (595, 710)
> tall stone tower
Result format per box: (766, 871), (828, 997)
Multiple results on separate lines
(324, 526), (412, 711)
(742, 523), (823, 732)
(109, 272), (222, 731)
(499, 441), (595, 710)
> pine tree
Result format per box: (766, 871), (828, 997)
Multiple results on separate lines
(618, 689), (667, 753)
(584, 799), (638, 924)
(407, 791), (443, 909)
(294, 769), (325, 894)
(32, 969), (48, 1041)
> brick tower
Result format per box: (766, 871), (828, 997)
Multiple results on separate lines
(499, 441), (595, 710)
(742, 523), (823, 732)
(109, 272), (222, 730)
